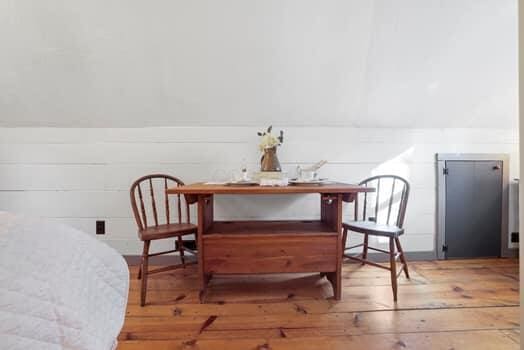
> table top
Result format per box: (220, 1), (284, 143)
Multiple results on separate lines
(166, 182), (374, 195)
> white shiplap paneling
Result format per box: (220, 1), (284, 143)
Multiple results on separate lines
(0, 127), (519, 254)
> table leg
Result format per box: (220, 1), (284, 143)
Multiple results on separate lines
(199, 273), (212, 303)
(198, 194), (214, 303)
(320, 193), (343, 300)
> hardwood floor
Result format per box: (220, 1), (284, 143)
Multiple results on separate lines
(118, 258), (520, 350)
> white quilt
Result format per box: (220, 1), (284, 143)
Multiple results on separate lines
(0, 212), (129, 350)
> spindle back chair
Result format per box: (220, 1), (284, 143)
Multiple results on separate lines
(342, 175), (410, 301)
(130, 174), (197, 306)
(354, 175), (410, 227)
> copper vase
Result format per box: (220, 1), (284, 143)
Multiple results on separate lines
(260, 147), (281, 172)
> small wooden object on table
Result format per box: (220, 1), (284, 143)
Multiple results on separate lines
(166, 182), (373, 302)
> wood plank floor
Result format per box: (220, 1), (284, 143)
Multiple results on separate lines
(118, 258), (520, 350)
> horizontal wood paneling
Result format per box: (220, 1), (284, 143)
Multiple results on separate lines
(0, 127), (517, 144)
(0, 127), (518, 254)
(0, 162), (438, 190)
(0, 141), (517, 165)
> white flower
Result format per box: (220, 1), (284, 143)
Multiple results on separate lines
(259, 133), (279, 151)
(257, 126), (283, 152)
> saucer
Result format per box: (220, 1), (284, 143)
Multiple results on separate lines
(289, 178), (330, 186)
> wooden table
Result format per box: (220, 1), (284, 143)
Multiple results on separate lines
(166, 182), (373, 302)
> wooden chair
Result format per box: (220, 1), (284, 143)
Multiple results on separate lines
(342, 175), (410, 301)
(130, 174), (197, 306)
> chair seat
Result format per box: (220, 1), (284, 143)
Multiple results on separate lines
(138, 223), (197, 241)
(343, 221), (404, 237)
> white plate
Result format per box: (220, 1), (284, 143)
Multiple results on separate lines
(289, 178), (330, 186)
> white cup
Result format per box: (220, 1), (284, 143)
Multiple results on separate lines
(300, 170), (317, 181)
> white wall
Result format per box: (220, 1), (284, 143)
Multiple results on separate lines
(0, 1), (519, 255)
(0, 0), (517, 128)
(0, 126), (518, 255)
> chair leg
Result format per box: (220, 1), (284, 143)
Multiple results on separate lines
(341, 226), (348, 257)
(140, 240), (151, 307)
(177, 236), (186, 267)
(362, 234), (369, 265)
(395, 237), (410, 279)
(137, 263), (142, 280)
(389, 237), (398, 302)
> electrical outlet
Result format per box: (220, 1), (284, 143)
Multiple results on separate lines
(96, 220), (105, 235)
(511, 232), (519, 243)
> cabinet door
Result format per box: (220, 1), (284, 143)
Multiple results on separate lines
(445, 160), (502, 258)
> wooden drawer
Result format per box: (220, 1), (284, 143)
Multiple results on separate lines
(203, 233), (338, 274)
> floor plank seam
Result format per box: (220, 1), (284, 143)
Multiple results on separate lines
(124, 304), (520, 315)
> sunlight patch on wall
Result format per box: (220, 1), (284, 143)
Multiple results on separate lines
(371, 147), (414, 244)
(371, 147), (414, 180)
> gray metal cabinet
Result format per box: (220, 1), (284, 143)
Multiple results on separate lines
(437, 154), (511, 259)
(444, 160), (502, 258)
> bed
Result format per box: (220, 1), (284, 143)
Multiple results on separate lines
(0, 212), (129, 350)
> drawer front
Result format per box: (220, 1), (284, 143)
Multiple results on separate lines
(203, 234), (338, 274)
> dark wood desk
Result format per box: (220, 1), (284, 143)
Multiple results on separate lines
(167, 182), (373, 302)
